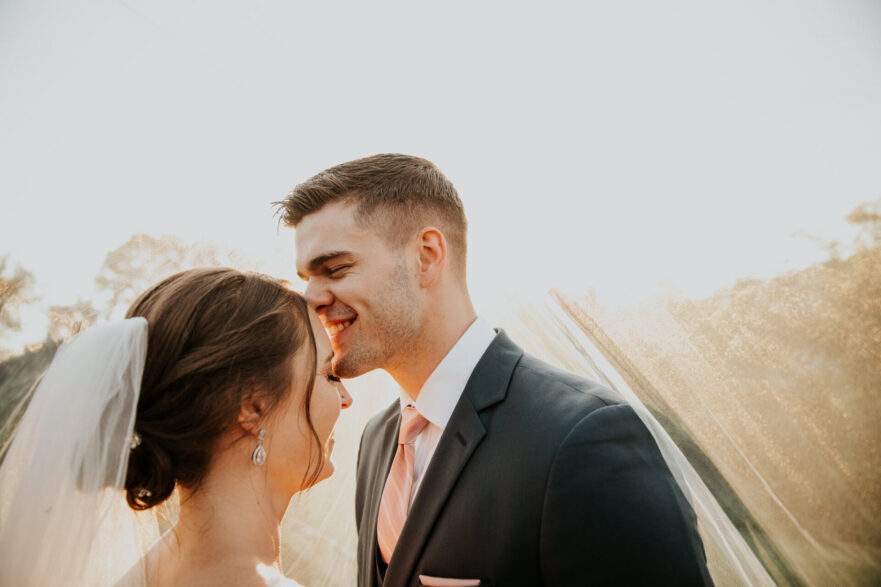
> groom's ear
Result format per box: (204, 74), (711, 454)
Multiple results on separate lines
(415, 227), (446, 288)
(237, 389), (269, 434)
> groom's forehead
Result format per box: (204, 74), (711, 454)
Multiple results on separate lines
(295, 204), (357, 250)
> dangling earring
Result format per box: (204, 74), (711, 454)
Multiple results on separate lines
(251, 429), (267, 466)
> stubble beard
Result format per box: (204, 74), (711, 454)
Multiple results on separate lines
(332, 262), (423, 379)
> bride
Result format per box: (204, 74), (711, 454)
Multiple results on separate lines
(0, 267), (352, 586)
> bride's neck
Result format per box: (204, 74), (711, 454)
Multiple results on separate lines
(158, 462), (294, 581)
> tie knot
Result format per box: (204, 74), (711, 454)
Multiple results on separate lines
(399, 406), (428, 445)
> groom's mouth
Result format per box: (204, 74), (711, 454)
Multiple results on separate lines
(325, 317), (356, 339)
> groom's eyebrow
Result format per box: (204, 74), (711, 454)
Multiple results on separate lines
(297, 250), (350, 280)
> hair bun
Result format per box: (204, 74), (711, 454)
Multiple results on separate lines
(124, 431), (176, 510)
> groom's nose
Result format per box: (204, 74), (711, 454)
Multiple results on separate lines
(304, 279), (333, 313)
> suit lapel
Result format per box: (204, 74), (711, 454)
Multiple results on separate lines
(383, 331), (523, 586)
(361, 403), (400, 586)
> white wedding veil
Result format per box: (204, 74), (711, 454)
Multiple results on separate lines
(0, 318), (156, 586)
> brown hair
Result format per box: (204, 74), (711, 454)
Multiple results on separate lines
(123, 268), (323, 510)
(274, 153), (468, 277)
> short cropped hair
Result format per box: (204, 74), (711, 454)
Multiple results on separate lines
(275, 154), (468, 276)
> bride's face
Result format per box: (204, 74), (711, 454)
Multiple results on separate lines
(268, 310), (352, 492)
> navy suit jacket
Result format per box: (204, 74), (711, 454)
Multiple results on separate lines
(354, 330), (712, 586)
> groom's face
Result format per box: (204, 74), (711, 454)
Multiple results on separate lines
(295, 200), (423, 378)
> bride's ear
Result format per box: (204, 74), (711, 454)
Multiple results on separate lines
(236, 391), (268, 435)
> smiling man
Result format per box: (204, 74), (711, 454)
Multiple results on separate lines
(277, 154), (711, 587)
(294, 209), (422, 381)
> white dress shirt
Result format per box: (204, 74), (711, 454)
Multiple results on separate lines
(397, 316), (497, 502)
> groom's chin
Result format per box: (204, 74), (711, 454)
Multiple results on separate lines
(332, 354), (373, 379)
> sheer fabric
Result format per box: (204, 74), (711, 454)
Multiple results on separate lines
(505, 286), (880, 586)
(0, 319), (156, 586)
(506, 301), (775, 585)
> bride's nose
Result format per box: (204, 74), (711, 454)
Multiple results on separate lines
(339, 385), (353, 409)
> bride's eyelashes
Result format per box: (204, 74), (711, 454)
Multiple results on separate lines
(326, 374), (341, 383)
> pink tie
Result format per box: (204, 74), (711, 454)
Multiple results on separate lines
(377, 406), (429, 563)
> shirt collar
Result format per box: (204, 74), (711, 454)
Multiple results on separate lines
(398, 316), (497, 430)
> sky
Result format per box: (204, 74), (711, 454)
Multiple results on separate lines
(2, 0), (880, 350)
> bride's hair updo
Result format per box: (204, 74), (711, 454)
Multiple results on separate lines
(123, 268), (320, 510)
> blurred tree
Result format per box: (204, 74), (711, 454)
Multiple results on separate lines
(95, 234), (247, 318)
(555, 197), (881, 585)
(793, 196), (881, 261)
(0, 341), (57, 464)
(48, 298), (99, 342)
(846, 196), (881, 250)
(0, 256), (37, 335)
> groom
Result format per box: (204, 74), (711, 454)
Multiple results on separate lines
(279, 154), (712, 586)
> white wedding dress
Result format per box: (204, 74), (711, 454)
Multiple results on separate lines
(258, 565), (305, 587)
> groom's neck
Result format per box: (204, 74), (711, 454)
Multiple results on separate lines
(386, 287), (477, 400)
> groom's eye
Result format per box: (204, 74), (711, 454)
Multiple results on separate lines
(327, 265), (349, 277)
